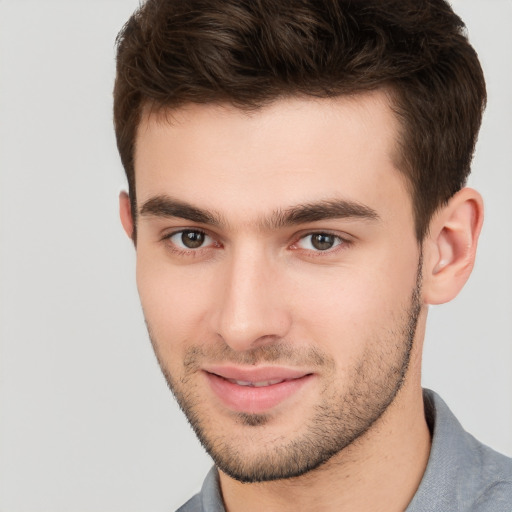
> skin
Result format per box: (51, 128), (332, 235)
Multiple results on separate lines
(120, 91), (483, 511)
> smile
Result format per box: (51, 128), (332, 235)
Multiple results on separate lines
(203, 366), (314, 414)
(226, 378), (288, 387)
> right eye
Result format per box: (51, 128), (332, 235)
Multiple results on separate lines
(167, 229), (214, 250)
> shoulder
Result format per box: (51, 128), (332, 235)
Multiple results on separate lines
(407, 390), (512, 512)
(449, 404), (512, 510)
(174, 467), (225, 512)
(474, 482), (512, 512)
(471, 443), (512, 512)
(175, 493), (203, 512)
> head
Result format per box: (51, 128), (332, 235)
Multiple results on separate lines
(114, 0), (485, 483)
(114, 0), (486, 242)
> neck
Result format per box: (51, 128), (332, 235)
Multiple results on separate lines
(219, 347), (430, 512)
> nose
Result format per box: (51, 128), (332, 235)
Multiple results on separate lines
(210, 244), (292, 352)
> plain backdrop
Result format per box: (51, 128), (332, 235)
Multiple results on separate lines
(0, 1), (511, 511)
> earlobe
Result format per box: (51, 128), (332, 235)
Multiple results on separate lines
(119, 191), (135, 242)
(422, 188), (484, 305)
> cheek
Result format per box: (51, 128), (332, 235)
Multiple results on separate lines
(135, 251), (213, 356)
(287, 254), (418, 362)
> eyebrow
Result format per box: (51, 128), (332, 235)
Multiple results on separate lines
(140, 195), (224, 226)
(269, 199), (379, 229)
(139, 195), (379, 229)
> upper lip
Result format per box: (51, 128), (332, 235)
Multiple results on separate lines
(203, 365), (312, 383)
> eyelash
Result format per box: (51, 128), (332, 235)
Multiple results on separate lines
(161, 229), (220, 257)
(290, 231), (348, 255)
(161, 229), (350, 257)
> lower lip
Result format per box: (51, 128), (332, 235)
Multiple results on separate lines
(204, 372), (313, 414)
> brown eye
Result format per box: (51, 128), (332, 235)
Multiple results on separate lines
(296, 233), (343, 251)
(311, 233), (336, 250)
(181, 230), (205, 248)
(167, 229), (213, 250)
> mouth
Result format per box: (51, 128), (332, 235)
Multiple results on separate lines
(203, 366), (314, 414)
(224, 377), (292, 387)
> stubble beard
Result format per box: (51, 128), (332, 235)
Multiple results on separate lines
(146, 265), (423, 484)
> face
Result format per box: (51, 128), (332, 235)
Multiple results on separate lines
(130, 92), (424, 482)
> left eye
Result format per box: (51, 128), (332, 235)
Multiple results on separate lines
(296, 233), (343, 251)
(168, 230), (214, 249)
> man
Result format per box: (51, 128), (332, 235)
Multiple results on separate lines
(113, 0), (512, 510)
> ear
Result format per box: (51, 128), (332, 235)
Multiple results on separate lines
(119, 191), (135, 242)
(422, 188), (484, 305)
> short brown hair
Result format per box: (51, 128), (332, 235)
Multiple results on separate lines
(113, 0), (486, 240)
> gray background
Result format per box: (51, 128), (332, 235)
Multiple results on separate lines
(0, 1), (511, 511)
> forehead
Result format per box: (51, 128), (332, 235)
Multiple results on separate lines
(133, 92), (411, 225)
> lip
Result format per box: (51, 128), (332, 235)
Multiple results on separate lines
(203, 365), (314, 414)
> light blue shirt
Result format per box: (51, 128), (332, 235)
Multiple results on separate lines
(177, 390), (512, 511)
